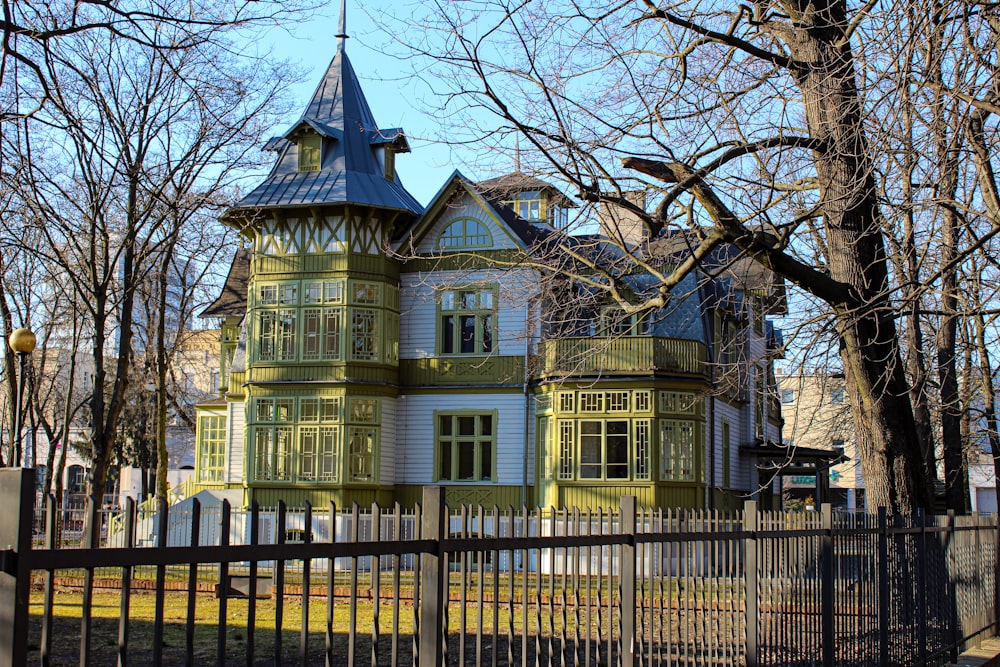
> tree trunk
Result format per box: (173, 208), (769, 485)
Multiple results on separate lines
(776, 0), (932, 512)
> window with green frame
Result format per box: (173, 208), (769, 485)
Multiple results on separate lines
(303, 308), (342, 360)
(510, 192), (543, 221)
(350, 308), (379, 361)
(255, 282), (299, 362)
(555, 418), (651, 481)
(254, 426), (292, 481)
(348, 427), (377, 482)
(660, 419), (697, 481)
(197, 415), (226, 482)
(299, 426), (339, 482)
(722, 420), (731, 488)
(439, 287), (496, 355)
(298, 134), (322, 172)
(436, 412), (495, 482)
(437, 219), (493, 249)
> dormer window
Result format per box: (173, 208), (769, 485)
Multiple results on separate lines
(384, 148), (396, 181)
(298, 135), (322, 172)
(511, 191), (544, 221)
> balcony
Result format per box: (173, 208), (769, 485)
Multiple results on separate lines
(534, 336), (708, 379)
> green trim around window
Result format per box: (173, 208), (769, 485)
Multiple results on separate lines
(436, 285), (498, 356)
(298, 135), (322, 172)
(437, 218), (493, 250)
(196, 413), (227, 483)
(722, 419), (731, 488)
(247, 394), (380, 485)
(553, 417), (652, 483)
(434, 410), (498, 483)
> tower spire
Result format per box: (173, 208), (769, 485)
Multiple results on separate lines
(336, 0), (348, 43)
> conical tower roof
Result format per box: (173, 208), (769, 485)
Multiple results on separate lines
(228, 12), (422, 216)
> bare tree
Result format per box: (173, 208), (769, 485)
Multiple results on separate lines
(394, 0), (1000, 512)
(0, 8), (296, 496)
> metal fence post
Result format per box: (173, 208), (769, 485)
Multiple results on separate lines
(877, 507), (889, 667)
(420, 486), (447, 667)
(820, 503), (835, 667)
(947, 509), (959, 663)
(0, 468), (34, 667)
(620, 496), (637, 667)
(745, 500), (759, 667)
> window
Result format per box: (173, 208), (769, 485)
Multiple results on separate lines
(661, 419), (697, 481)
(780, 389), (796, 404)
(437, 413), (495, 482)
(510, 192), (543, 221)
(722, 420), (731, 488)
(557, 420), (575, 480)
(254, 426), (292, 481)
(438, 219), (492, 249)
(580, 420), (630, 479)
(752, 293), (765, 334)
(299, 426), (339, 482)
(255, 282), (299, 362)
(599, 308), (645, 336)
(348, 427), (377, 482)
(198, 415), (226, 482)
(304, 280), (343, 304)
(660, 391), (698, 414)
(551, 417), (653, 481)
(829, 388), (845, 404)
(538, 418), (553, 480)
(303, 308), (343, 361)
(754, 366), (765, 440)
(351, 282), (380, 305)
(439, 287), (496, 355)
(298, 135), (322, 172)
(350, 308), (379, 361)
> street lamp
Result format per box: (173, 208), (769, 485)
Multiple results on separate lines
(8, 327), (36, 468)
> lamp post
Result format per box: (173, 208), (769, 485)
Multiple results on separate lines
(9, 327), (36, 468)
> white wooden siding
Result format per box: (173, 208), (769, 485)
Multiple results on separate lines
(395, 393), (533, 486)
(380, 398), (397, 485)
(415, 193), (521, 254)
(711, 400), (750, 491)
(399, 268), (540, 359)
(226, 401), (245, 485)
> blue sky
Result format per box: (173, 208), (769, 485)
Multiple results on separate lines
(261, 1), (499, 207)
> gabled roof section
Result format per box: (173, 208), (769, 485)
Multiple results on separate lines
(226, 26), (421, 217)
(396, 170), (558, 252)
(200, 248), (250, 318)
(477, 171), (577, 208)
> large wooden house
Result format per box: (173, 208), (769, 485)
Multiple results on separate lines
(192, 29), (786, 511)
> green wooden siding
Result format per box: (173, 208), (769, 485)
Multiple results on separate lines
(228, 371), (246, 398)
(248, 485), (394, 509)
(400, 356), (525, 386)
(545, 483), (705, 511)
(253, 253), (400, 279)
(402, 250), (528, 274)
(246, 364), (398, 385)
(535, 337), (708, 379)
(392, 485), (529, 509)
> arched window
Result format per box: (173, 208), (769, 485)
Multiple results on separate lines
(437, 219), (492, 249)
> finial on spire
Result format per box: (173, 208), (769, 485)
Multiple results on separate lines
(336, 0), (348, 42)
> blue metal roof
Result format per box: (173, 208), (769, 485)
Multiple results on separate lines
(229, 36), (422, 215)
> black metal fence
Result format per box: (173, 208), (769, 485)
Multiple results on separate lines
(1, 469), (997, 667)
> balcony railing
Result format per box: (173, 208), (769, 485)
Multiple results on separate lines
(534, 336), (708, 378)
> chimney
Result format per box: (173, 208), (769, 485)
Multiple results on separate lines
(599, 190), (648, 246)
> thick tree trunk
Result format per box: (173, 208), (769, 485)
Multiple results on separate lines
(777, 0), (932, 513)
